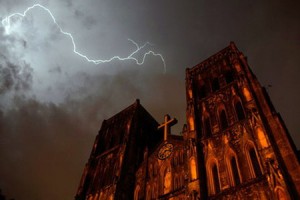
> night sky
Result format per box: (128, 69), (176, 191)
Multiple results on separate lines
(0, 0), (299, 199)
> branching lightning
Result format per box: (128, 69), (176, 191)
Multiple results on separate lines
(1, 4), (166, 72)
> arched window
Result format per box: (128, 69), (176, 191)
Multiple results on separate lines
(249, 147), (262, 177)
(204, 117), (212, 137)
(212, 164), (221, 194)
(174, 152), (178, 166)
(230, 156), (241, 185)
(219, 109), (228, 130)
(180, 150), (184, 164)
(199, 85), (207, 98)
(179, 174), (184, 188)
(225, 71), (234, 84)
(212, 77), (220, 92)
(197, 78), (207, 99)
(174, 176), (178, 190)
(235, 101), (245, 120)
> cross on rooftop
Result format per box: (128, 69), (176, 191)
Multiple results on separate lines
(158, 114), (178, 141)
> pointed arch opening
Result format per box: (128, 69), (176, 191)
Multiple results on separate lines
(235, 100), (246, 121)
(230, 156), (241, 186)
(212, 77), (220, 92)
(225, 71), (234, 84)
(197, 78), (207, 99)
(245, 142), (262, 178)
(204, 116), (212, 137)
(180, 150), (184, 164)
(174, 175), (179, 190)
(180, 173), (184, 188)
(226, 149), (242, 187)
(219, 108), (228, 130)
(207, 159), (221, 195)
(249, 147), (262, 177)
(212, 164), (221, 194)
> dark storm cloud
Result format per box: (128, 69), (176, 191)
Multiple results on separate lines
(0, 27), (33, 95)
(0, 61), (33, 94)
(0, 64), (184, 200)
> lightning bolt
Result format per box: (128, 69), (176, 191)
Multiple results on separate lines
(1, 4), (166, 72)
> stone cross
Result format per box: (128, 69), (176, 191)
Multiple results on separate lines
(158, 114), (178, 141)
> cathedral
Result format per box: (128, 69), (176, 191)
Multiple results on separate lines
(75, 43), (300, 200)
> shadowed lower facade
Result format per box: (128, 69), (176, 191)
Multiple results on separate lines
(75, 43), (300, 200)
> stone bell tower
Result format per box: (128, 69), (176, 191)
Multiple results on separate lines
(184, 42), (300, 199)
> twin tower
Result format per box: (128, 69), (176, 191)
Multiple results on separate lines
(75, 43), (300, 200)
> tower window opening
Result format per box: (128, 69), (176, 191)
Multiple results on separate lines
(225, 71), (234, 83)
(230, 156), (241, 185)
(249, 147), (262, 177)
(198, 85), (206, 98)
(204, 117), (212, 137)
(212, 164), (220, 194)
(219, 109), (228, 130)
(235, 101), (246, 120)
(212, 78), (220, 92)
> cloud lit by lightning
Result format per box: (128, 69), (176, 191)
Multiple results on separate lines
(1, 4), (166, 72)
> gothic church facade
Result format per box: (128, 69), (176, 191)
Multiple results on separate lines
(75, 43), (300, 200)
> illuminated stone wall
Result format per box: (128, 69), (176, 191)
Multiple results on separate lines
(185, 42), (300, 199)
(134, 135), (186, 199)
